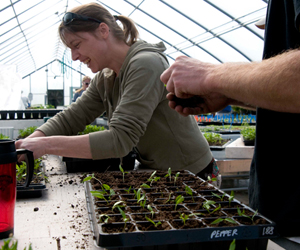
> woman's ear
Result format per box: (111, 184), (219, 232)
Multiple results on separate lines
(97, 23), (110, 39)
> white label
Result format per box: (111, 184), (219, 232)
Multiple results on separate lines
(262, 227), (274, 235)
(211, 229), (238, 239)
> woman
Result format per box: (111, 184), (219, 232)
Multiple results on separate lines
(72, 75), (91, 102)
(16, 3), (217, 182)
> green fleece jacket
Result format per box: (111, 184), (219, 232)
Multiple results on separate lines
(38, 40), (212, 173)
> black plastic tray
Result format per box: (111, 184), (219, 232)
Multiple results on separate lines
(63, 151), (136, 173)
(84, 170), (277, 249)
(16, 164), (47, 199)
(209, 139), (233, 150)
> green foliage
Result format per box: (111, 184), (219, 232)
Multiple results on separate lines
(147, 205), (155, 218)
(0, 133), (10, 139)
(240, 126), (256, 141)
(175, 195), (184, 210)
(164, 167), (172, 182)
(237, 208), (258, 224)
(78, 125), (106, 135)
(145, 216), (161, 227)
(210, 217), (237, 225)
(147, 171), (160, 186)
(99, 214), (110, 223)
(203, 132), (224, 144)
(18, 126), (37, 138)
(212, 192), (226, 201)
(174, 172), (180, 185)
(45, 104), (55, 109)
(185, 186), (194, 202)
(0, 239), (32, 250)
(119, 165), (128, 183)
(16, 158), (47, 183)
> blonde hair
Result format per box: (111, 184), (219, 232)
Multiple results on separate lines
(75, 75), (91, 93)
(59, 2), (139, 47)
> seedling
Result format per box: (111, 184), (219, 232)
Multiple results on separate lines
(124, 186), (132, 194)
(90, 190), (108, 203)
(147, 171), (160, 186)
(165, 192), (173, 204)
(112, 201), (129, 232)
(174, 172), (180, 185)
(178, 212), (198, 225)
(212, 192), (226, 201)
(99, 214), (110, 223)
(102, 184), (116, 200)
(165, 167), (172, 182)
(237, 207), (258, 224)
(0, 238), (33, 250)
(136, 188), (146, 208)
(185, 186), (195, 202)
(229, 239), (236, 250)
(140, 183), (151, 189)
(210, 217), (237, 225)
(229, 190), (235, 206)
(175, 195), (184, 210)
(119, 165), (128, 183)
(83, 173), (102, 185)
(145, 216), (162, 228)
(147, 205), (155, 218)
(202, 200), (221, 215)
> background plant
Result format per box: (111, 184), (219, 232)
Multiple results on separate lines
(18, 126), (37, 139)
(78, 125), (106, 135)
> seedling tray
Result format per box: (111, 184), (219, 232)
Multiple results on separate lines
(209, 139), (233, 150)
(16, 164), (47, 199)
(63, 151), (136, 173)
(84, 170), (277, 249)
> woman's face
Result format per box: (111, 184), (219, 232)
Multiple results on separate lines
(64, 28), (109, 73)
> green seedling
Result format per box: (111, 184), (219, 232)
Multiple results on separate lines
(229, 239), (236, 250)
(147, 171), (160, 186)
(99, 214), (110, 223)
(165, 167), (172, 182)
(78, 124), (106, 135)
(229, 190), (235, 206)
(16, 157), (47, 183)
(175, 195), (184, 210)
(0, 238), (32, 250)
(90, 190), (108, 203)
(119, 165), (128, 183)
(178, 212), (199, 225)
(185, 186), (195, 202)
(124, 186), (132, 194)
(102, 184), (116, 200)
(145, 216), (162, 228)
(210, 217), (237, 225)
(113, 201), (129, 232)
(0, 133), (9, 139)
(202, 200), (221, 215)
(136, 188), (146, 208)
(147, 205), (155, 218)
(18, 126), (37, 139)
(165, 192), (173, 204)
(140, 183), (151, 189)
(174, 172), (180, 185)
(212, 192), (226, 201)
(237, 207), (258, 224)
(83, 173), (102, 185)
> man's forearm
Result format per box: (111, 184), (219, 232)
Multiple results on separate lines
(213, 49), (300, 113)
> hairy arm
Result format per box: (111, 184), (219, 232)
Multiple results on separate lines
(161, 49), (300, 114)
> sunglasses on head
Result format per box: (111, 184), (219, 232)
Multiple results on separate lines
(63, 12), (102, 25)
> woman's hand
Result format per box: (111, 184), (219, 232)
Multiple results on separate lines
(15, 130), (46, 161)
